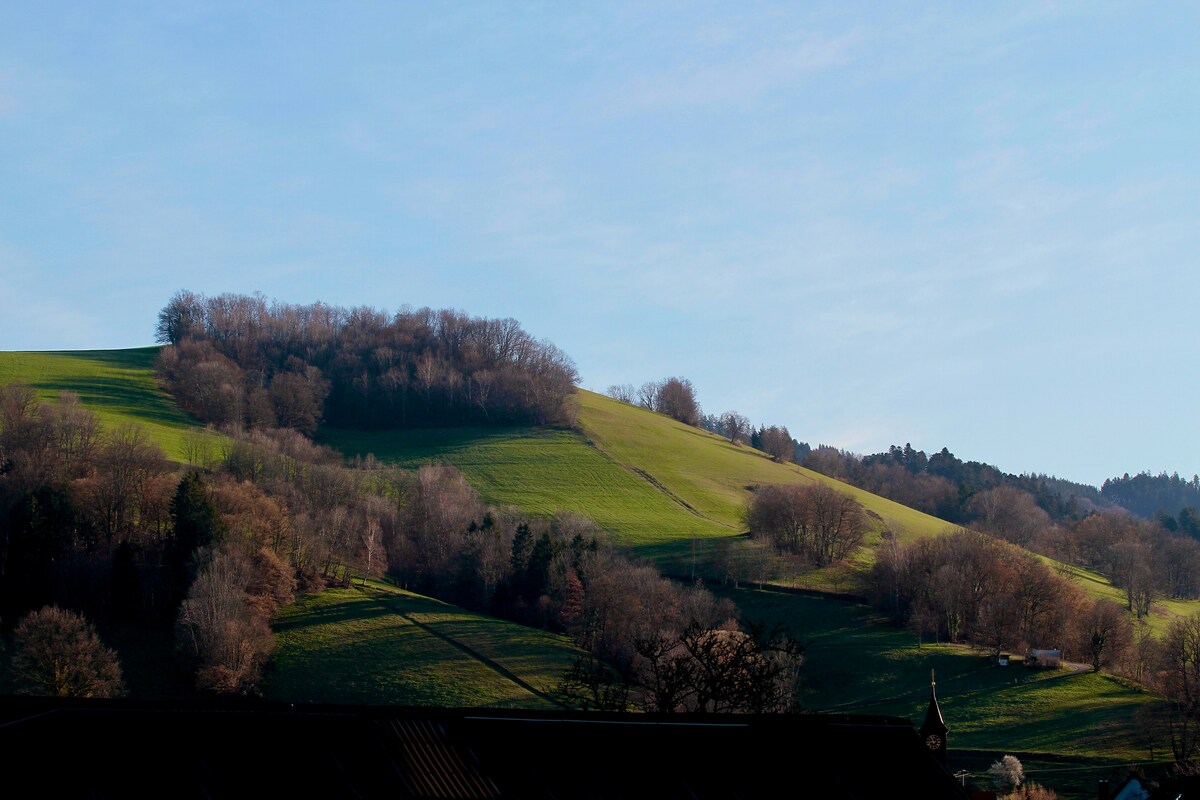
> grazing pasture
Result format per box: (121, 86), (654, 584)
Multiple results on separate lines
(266, 582), (582, 708)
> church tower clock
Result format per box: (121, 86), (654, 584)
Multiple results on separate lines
(919, 670), (949, 768)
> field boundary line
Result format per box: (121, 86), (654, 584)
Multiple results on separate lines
(355, 584), (566, 709)
(580, 427), (736, 530)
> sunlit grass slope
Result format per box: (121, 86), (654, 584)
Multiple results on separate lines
(266, 582), (583, 708)
(322, 390), (952, 560)
(0, 348), (210, 461)
(319, 426), (732, 546)
(577, 390), (948, 544)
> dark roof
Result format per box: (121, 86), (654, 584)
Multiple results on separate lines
(0, 696), (970, 799)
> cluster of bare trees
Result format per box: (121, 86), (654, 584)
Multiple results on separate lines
(708, 413), (796, 462)
(745, 483), (870, 566)
(0, 382), (391, 694)
(176, 545), (295, 693)
(559, 620), (803, 714)
(868, 529), (1092, 659)
(156, 291), (579, 431)
(1030, 510), (1200, 616)
(0, 386), (177, 620)
(758, 425), (795, 462)
(606, 377), (701, 426)
(605, 382), (803, 467)
(360, 459), (804, 713)
(2, 378), (802, 707)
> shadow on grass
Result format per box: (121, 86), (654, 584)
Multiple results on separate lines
(50, 347), (161, 370)
(316, 425), (561, 463)
(273, 594), (394, 632)
(33, 375), (193, 425)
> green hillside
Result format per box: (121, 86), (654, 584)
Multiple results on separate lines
(2, 348), (1192, 617)
(319, 425), (733, 547)
(0, 346), (1185, 788)
(728, 588), (1164, 760)
(321, 391), (954, 581)
(0, 348), (215, 461)
(266, 581), (583, 708)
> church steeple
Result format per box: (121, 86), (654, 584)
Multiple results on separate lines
(919, 669), (949, 767)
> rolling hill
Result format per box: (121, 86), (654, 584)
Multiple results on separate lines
(0, 346), (1184, 794)
(2, 348), (1194, 614)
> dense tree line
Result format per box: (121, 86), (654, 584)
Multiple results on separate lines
(799, 444), (1200, 613)
(868, 529), (1098, 659)
(1102, 472), (1200, 519)
(1041, 510), (1200, 612)
(156, 291), (579, 432)
(0, 385), (325, 693)
(807, 442), (1200, 533)
(803, 443), (1106, 528)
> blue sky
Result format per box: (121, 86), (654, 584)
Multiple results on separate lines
(1, 2), (1196, 487)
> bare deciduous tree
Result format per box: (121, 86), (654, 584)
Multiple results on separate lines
(1155, 611), (1200, 762)
(176, 547), (275, 694)
(746, 483), (869, 566)
(12, 606), (123, 698)
(636, 380), (661, 410)
(988, 755), (1024, 791)
(719, 412), (750, 445)
(759, 425), (793, 462)
(1072, 599), (1133, 673)
(654, 377), (701, 426)
(605, 384), (635, 404)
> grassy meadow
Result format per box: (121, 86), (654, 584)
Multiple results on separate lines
(266, 581), (583, 708)
(0, 348), (219, 462)
(322, 390), (955, 581)
(726, 587), (1168, 798)
(577, 389), (950, 544)
(318, 425), (733, 547)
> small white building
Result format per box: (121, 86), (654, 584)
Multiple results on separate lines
(1027, 648), (1062, 668)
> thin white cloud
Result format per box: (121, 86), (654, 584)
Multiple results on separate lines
(603, 29), (867, 117)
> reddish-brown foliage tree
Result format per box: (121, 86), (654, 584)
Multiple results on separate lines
(12, 606), (123, 698)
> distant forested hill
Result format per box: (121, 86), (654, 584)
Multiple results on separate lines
(1101, 472), (1200, 520)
